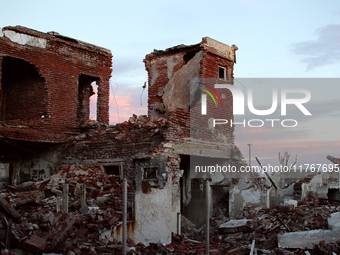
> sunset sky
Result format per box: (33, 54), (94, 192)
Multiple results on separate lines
(1, 0), (339, 167)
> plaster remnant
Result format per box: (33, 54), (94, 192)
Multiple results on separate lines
(202, 37), (238, 62)
(167, 55), (182, 79)
(162, 51), (203, 112)
(134, 180), (174, 244)
(149, 60), (158, 86)
(3, 30), (46, 48)
(0, 28), (3, 37)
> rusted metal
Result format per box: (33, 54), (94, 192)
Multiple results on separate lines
(255, 157), (278, 190)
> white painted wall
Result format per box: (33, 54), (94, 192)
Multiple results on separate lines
(133, 179), (175, 244)
(3, 30), (46, 48)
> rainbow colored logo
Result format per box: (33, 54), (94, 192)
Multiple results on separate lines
(198, 82), (222, 106)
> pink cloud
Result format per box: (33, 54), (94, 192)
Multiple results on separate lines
(108, 90), (147, 124)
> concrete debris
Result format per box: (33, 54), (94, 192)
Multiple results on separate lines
(277, 230), (340, 249)
(181, 215), (198, 236)
(328, 212), (340, 231)
(219, 219), (256, 233)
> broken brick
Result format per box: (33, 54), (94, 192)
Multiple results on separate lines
(24, 234), (46, 253)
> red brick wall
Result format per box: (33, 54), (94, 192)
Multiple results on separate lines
(0, 27), (112, 141)
(144, 48), (235, 144)
(144, 52), (187, 119)
(191, 51), (235, 144)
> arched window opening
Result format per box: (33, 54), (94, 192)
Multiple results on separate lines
(0, 57), (46, 121)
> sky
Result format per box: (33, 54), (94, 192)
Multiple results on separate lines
(0, 0), (339, 168)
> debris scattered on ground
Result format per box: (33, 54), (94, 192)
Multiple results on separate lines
(0, 162), (340, 254)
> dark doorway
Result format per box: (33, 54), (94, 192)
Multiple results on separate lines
(328, 189), (339, 201)
(0, 163), (11, 189)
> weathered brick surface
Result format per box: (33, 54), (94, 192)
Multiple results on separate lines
(0, 26), (112, 142)
(192, 51), (235, 144)
(144, 52), (187, 118)
(144, 39), (236, 145)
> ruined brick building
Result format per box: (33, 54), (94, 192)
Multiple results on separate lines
(0, 26), (247, 245)
(0, 25), (112, 180)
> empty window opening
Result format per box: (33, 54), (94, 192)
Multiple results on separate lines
(143, 167), (158, 180)
(218, 66), (226, 80)
(0, 57), (46, 121)
(104, 165), (120, 176)
(89, 81), (98, 121)
(77, 75), (98, 125)
(101, 162), (125, 179)
(328, 189), (339, 201)
(134, 158), (166, 194)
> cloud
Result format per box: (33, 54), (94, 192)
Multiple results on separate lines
(291, 24), (340, 70)
(112, 58), (145, 76)
(87, 80), (147, 124)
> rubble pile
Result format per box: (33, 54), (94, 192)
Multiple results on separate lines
(66, 110), (192, 154)
(75, 115), (170, 144)
(63, 114), (191, 161)
(209, 196), (340, 254)
(0, 163), (339, 254)
(126, 195), (340, 255)
(0, 163), (134, 254)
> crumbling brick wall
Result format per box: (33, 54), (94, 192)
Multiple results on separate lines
(0, 26), (112, 139)
(144, 37), (237, 146)
(144, 49), (191, 120)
